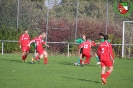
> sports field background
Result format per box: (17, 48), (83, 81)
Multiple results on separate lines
(0, 54), (133, 88)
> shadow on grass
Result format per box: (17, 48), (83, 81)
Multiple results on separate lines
(58, 62), (74, 66)
(10, 60), (22, 63)
(58, 62), (99, 67)
(0, 58), (23, 63)
(62, 76), (100, 84)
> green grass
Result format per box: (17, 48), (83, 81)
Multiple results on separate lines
(0, 54), (133, 88)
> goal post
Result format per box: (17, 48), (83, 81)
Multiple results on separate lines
(122, 21), (133, 58)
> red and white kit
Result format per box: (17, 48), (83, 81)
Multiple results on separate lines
(98, 41), (114, 67)
(19, 33), (30, 52)
(80, 40), (96, 64)
(30, 36), (45, 55)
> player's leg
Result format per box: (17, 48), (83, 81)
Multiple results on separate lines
(94, 53), (100, 64)
(25, 46), (30, 60)
(21, 47), (27, 62)
(101, 62), (107, 84)
(80, 53), (85, 66)
(104, 61), (113, 79)
(43, 51), (48, 64)
(31, 50), (40, 63)
(84, 54), (91, 64)
(24, 49), (29, 62)
(22, 51), (26, 62)
(104, 66), (113, 79)
(31, 53), (40, 63)
(77, 48), (82, 65)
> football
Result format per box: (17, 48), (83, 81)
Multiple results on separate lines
(74, 62), (78, 66)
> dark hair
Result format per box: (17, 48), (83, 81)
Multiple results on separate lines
(24, 29), (28, 31)
(86, 36), (90, 40)
(104, 35), (108, 40)
(99, 33), (104, 37)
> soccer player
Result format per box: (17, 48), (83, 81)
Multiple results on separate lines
(98, 35), (114, 84)
(75, 34), (86, 65)
(99, 33), (110, 43)
(95, 33), (110, 65)
(19, 29), (30, 62)
(80, 36), (96, 66)
(28, 32), (49, 64)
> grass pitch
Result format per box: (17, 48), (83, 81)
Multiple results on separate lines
(0, 54), (133, 88)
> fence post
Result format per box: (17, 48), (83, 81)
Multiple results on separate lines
(2, 41), (4, 55)
(46, 1), (49, 44)
(75, 1), (79, 40)
(68, 43), (69, 57)
(17, 0), (20, 31)
(105, 0), (108, 34)
(122, 21), (125, 57)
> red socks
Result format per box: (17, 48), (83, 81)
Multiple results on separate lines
(22, 55), (28, 61)
(84, 59), (89, 64)
(44, 57), (48, 64)
(24, 55), (27, 60)
(104, 72), (110, 79)
(34, 56), (39, 60)
(101, 72), (110, 79)
(80, 59), (82, 64)
(22, 55), (25, 61)
(101, 74), (105, 78)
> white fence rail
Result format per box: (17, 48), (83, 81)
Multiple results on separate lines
(0, 40), (79, 57)
(1, 40), (133, 57)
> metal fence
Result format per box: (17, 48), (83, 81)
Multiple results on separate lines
(0, 0), (133, 57)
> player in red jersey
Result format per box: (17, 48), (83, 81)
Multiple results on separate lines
(79, 36), (96, 66)
(28, 32), (49, 64)
(98, 35), (114, 84)
(19, 29), (30, 62)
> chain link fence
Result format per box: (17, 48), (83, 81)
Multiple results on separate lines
(0, 0), (133, 57)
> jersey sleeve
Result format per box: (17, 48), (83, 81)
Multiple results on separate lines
(42, 42), (45, 45)
(109, 44), (114, 60)
(79, 43), (84, 48)
(18, 35), (22, 46)
(28, 35), (30, 42)
(97, 45), (101, 57)
(76, 38), (84, 44)
(28, 38), (36, 45)
(91, 41), (96, 47)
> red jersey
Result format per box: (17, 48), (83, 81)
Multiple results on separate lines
(80, 40), (96, 54)
(98, 41), (114, 61)
(30, 36), (45, 51)
(19, 33), (30, 47)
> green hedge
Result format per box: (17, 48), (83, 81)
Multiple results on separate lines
(0, 27), (40, 53)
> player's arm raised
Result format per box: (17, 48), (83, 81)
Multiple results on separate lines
(44, 43), (49, 47)
(42, 42), (49, 47)
(27, 39), (35, 47)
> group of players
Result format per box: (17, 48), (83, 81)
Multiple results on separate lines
(75, 33), (114, 84)
(19, 29), (49, 64)
(19, 29), (114, 84)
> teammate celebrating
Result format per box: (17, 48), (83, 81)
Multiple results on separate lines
(75, 34), (86, 65)
(80, 36), (96, 66)
(19, 29), (30, 62)
(98, 35), (114, 84)
(28, 32), (49, 64)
